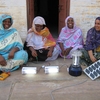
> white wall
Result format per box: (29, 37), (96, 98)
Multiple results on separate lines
(0, 0), (27, 43)
(0, 0), (100, 42)
(70, 0), (100, 41)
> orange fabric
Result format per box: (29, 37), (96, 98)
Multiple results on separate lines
(38, 27), (56, 47)
(28, 27), (56, 48)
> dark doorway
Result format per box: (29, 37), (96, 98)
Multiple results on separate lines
(34, 0), (59, 38)
(27, 0), (70, 38)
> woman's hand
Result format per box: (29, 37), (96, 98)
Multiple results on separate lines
(47, 50), (52, 57)
(0, 55), (7, 66)
(32, 49), (37, 57)
(59, 42), (65, 56)
(8, 51), (15, 59)
(88, 50), (97, 63)
(65, 47), (73, 56)
(29, 46), (37, 57)
(90, 55), (97, 63)
(61, 50), (65, 56)
(8, 47), (19, 59)
(47, 46), (54, 57)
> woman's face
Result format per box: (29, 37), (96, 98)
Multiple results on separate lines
(3, 18), (12, 29)
(35, 24), (43, 32)
(95, 19), (100, 31)
(67, 18), (74, 29)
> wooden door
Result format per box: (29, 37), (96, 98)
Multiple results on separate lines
(27, 0), (70, 32)
(59, 0), (70, 33)
(26, 0), (34, 29)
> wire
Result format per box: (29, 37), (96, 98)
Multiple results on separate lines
(37, 66), (42, 73)
(59, 64), (69, 69)
(36, 56), (38, 63)
(50, 79), (88, 100)
(21, 63), (88, 100)
(23, 61), (51, 73)
(64, 56), (65, 61)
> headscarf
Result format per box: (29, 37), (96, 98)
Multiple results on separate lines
(0, 14), (13, 31)
(31, 16), (46, 34)
(84, 17), (100, 51)
(64, 16), (79, 34)
(57, 16), (82, 43)
(95, 17), (100, 22)
(27, 16), (56, 47)
(0, 14), (13, 38)
(0, 14), (23, 56)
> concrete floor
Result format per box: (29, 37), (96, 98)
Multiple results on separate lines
(0, 57), (100, 100)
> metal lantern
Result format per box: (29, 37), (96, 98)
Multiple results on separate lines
(69, 50), (82, 76)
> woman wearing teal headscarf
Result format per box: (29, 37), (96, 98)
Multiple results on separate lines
(0, 14), (28, 72)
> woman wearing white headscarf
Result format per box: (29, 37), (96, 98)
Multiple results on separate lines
(24, 16), (59, 61)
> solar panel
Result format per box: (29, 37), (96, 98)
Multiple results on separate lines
(83, 60), (100, 80)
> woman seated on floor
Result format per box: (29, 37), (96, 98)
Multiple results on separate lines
(0, 14), (28, 72)
(80, 17), (100, 66)
(57, 16), (84, 59)
(24, 16), (59, 61)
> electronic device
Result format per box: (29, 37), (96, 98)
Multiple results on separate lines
(22, 67), (37, 74)
(83, 60), (100, 80)
(44, 66), (59, 74)
(69, 50), (82, 76)
(0, 72), (10, 80)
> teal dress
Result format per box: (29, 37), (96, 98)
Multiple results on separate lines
(0, 14), (28, 72)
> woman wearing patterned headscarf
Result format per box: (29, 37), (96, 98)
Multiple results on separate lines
(0, 14), (28, 72)
(24, 16), (59, 61)
(57, 16), (84, 58)
(80, 17), (100, 66)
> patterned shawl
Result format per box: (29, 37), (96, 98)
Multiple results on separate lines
(27, 16), (56, 48)
(57, 16), (83, 48)
(84, 27), (100, 51)
(0, 14), (23, 60)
